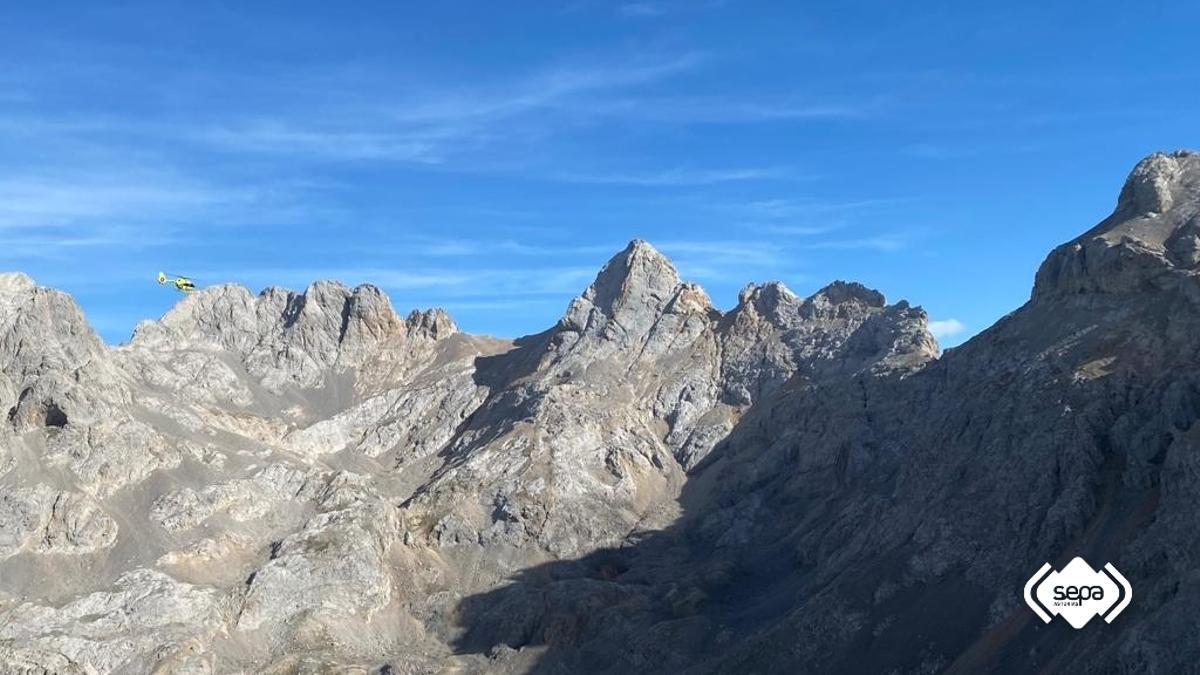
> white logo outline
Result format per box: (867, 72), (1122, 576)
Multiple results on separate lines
(1024, 556), (1131, 628)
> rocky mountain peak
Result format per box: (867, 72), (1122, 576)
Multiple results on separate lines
(405, 308), (457, 340)
(622, 237), (675, 268)
(574, 239), (681, 315)
(0, 273), (109, 371)
(1034, 150), (1200, 300)
(732, 281), (801, 329)
(0, 273), (125, 430)
(140, 283), (257, 349)
(801, 281), (887, 320)
(738, 280), (797, 308)
(132, 279), (412, 389)
(0, 272), (35, 295)
(560, 239), (710, 342)
(6, 155), (1200, 674)
(1117, 150), (1200, 216)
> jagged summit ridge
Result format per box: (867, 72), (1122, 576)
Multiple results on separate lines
(130, 279), (456, 390)
(563, 241), (912, 344)
(441, 151), (1200, 674)
(1, 150), (1198, 673)
(397, 237), (936, 567)
(0, 229), (936, 671)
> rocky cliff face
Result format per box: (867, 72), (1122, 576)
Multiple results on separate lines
(0, 152), (1196, 674)
(456, 151), (1200, 674)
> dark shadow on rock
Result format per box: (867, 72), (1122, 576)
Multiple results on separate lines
(402, 329), (556, 505)
(447, 296), (1182, 674)
(471, 328), (557, 392)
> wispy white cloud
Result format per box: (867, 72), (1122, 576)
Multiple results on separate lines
(491, 241), (619, 256)
(0, 49), (866, 174)
(410, 240), (487, 257)
(619, 3), (668, 17)
(650, 238), (803, 286)
(398, 237), (786, 271)
(398, 237), (618, 258)
(0, 44), (891, 317)
(726, 197), (911, 218)
(902, 140), (1043, 160)
(0, 165), (343, 270)
(0, 229), (176, 262)
(182, 53), (708, 163)
(802, 236), (907, 252)
(684, 196), (911, 236)
(760, 224), (839, 236)
(553, 166), (795, 186)
(681, 197), (913, 248)
(196, 123), (444, 163)
(568, 97), (869, 123)
(928, 318), (966, 339)
(0, 167), (329, 240)
(0, 176), (242, 227)
(395, 53), (705, 121)
(656, 240), (783, 267)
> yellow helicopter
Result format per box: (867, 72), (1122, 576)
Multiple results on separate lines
(157, 272), (197, 293)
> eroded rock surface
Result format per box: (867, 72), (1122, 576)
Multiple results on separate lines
(2, 152), (1197, 673)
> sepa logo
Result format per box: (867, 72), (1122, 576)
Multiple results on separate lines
(1024, 556), (1131, 629)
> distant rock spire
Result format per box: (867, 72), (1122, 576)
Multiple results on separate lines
(561, 240), (685, 331)
(558, 240), (714, 351)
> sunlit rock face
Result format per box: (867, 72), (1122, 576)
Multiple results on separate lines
(4, 152), (1198, 674)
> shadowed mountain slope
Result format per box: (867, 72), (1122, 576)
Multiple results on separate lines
(1, 152), (1196, 673)
(452, 151), (1200, 673)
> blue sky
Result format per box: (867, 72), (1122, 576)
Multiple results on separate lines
(1, 2), (1198, 346)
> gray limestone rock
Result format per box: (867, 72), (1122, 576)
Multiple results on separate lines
(2, 151), (1198, 674)
(0, 485), (117, 558)
(0, 569), (226, 674)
